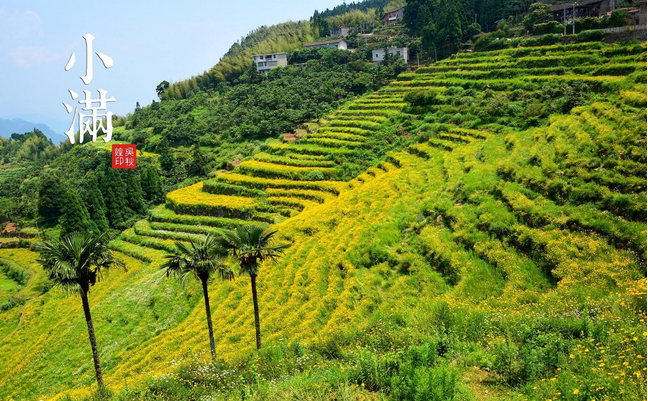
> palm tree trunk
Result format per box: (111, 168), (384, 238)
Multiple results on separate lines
(80, 290), (104, 390)
(201, 278), (217, 360)
(250, 274), (262, 350)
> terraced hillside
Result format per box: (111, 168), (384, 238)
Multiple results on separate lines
(108, 74), (414, 259)
(0, 41), (645, 400)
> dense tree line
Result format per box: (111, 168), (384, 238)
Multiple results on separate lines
(0, 136), (162, 234)
(323, 9), (381, 33)
(35, 150), (159, 234)
(0, 130), (59, 222)
(400, 0), (620, 59)
(0, 130), (59, 164)
(310, 0), (399, 33)
(312, 0), (395, 20)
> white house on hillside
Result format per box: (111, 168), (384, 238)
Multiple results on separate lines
(252, 53), (288, 74)
(373, 47), (409, 65)
(303, 38), (349, 50)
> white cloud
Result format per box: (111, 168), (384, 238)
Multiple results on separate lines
(0, 9), (76, 68)
(0, 9), (43, 43)
(6, 46), (63, 68)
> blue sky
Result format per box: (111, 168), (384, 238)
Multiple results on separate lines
(0, 0), (344, 135)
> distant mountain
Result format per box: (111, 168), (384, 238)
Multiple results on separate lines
(0, 117), (65, 143)
(8, 113), (70, 137)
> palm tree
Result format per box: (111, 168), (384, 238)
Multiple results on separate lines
(218, 225), (288, 350)
(161, 234), (233, 360)
(35, 232), (122, 390)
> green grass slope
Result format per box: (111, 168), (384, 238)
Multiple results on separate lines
(0, 40), (645, 400)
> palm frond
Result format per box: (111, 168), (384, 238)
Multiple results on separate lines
(162, 234), (234, 285)
(35, 231), (120, 295)
(161, 255), (188, 277)
(218, 225), (288, 277)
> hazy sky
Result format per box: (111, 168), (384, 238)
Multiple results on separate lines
(0, 0), (344, 135)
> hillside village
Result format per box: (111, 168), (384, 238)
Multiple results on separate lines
(252, 0), (646, 76)
(0, 0), (646, 400)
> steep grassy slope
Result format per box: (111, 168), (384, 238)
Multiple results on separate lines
(0, 41), (645, 400)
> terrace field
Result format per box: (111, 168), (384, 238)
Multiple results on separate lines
(0, 40), (646, 400)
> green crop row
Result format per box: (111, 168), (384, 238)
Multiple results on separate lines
(164, 197), (265, 220)
(417, 64), (642, 81)
(408, 143), (440, 159)
(374, 88), (422, 95)
(436, 45), (644, 71)
(399, 75), (621, 92)
(202, 180), (268, 198)
(108, 240), (154, 263)
(331, 114), (389, 123)
(385, 152), (405, 168)
(437, 53), (601, 67)
(264, 188), (331, 203)
(353, 96), (410, 103)
(437, 132), (473, 144)
(217, 173), (343, 194)
(450, 41), (605, 60)
(620, 90), (647, 107)
(282, 152), (329, 161)
(337, 109), (399, 117)
(304, 137), (365, 150)
(326, 119), (382, 129)
(309, 132), (367, 142)
(149, 221), (223, 236)
(267, 196), (313, 211)
(448, 127), (489, 140)
(237, 160), (336, 181)
(363, 93), (409, 99)
(347, 103), (407, 110)
(0, 259), (29, 286)
(389, 81), (444, 88)
(435, 47), (643, 68)
(253, 152), (336, 168)
(378, 160), (398, 172)
(423, 54), (645, 73)
(119, 231), (179, 254)
(133, 220), (205, 243)
(148, 205), (248, 228)
(396, 73), (416, 81)
(268, 142), (358, 157)
(601, 43), (647, 57)
(318, 126), (374, 136)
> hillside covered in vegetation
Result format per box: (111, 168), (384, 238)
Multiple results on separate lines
(0, 35), (645, 401)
